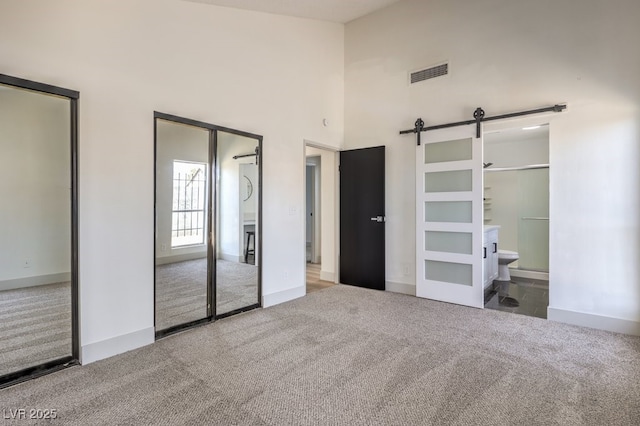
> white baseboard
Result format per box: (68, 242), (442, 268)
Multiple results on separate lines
(262, 285), (305, 308)
(510, 268), (549, 281)
(0, 272), (71, 291)
(548, 307), (640, 336)
(219, 253), (242, 263)
(386, 281), (416, 296)
(155, 252), (206, 265)
(81, 327), (155, 365)
(320, 270), (335, 282)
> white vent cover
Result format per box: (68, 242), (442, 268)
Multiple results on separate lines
(410, 63), (448, 84)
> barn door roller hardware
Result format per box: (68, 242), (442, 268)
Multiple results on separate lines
(399, 104), (567, 145)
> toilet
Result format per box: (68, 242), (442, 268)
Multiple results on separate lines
(497, 249), (519, 281)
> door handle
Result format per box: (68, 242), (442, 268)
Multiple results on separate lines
(493, 242), (497, 253)
(370, 216), (385, 222)
(483, 247), (487, 259)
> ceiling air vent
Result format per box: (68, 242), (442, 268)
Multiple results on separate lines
(410, 63), (448, 84)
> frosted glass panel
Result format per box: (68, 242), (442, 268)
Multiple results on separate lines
(425, 138), (472, 164)
(425, 169), (472, 192)
(425, 260), (472, 286)
(425, 231), (472, 254)
(425, 201), (472, 223)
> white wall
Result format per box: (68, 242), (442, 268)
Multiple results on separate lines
(0, 0), (344, 362)
(345, 0), (640, 334)
(155, 119), (209, 263)
(0, 86), (71, 290)
(306, 146), (336, 282)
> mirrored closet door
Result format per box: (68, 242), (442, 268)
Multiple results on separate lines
(154, 113), (262, 337)
(216, 131), (260, 316)
(154, 119), (211, 333)
(0, 74), (78, 387)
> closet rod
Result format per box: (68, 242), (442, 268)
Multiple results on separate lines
(399, 104), (566, 144)
(484, 164), (549, 172)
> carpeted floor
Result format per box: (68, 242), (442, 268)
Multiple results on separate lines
(0, 282), (72, 378)
(1, 284), (639, 425)
(0, 259), (257, 379)
(155, 258), (258, 330)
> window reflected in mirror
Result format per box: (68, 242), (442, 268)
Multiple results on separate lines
(155, 119), (210, 331)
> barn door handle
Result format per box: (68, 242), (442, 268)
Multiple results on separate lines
(370, 216), (385, 222)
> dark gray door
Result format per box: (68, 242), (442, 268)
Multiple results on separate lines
(339, 146), (385, 290)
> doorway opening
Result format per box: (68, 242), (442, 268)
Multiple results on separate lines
(483, 124), (550, 319)
(304, 143), (337, 293)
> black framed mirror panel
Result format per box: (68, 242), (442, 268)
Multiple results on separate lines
(154, 112), (262, 339)
(0, 73), (79, 389)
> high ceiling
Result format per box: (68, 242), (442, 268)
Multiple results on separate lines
(183, 0), (401, 23)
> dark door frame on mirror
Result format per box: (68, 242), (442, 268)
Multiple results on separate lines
(153, 111), (263, 339)
(0, 73), (80, 389)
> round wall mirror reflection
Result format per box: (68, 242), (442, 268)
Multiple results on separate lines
(243, 175), (253, 201)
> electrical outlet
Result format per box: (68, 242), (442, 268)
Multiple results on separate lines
(24, 260), (31, 269)
(289, 206), (297, 216)
(401, 263), (411, 276)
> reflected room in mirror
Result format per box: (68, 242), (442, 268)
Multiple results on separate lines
(154, 114), (262, 335)
(216, 131), (260, 316)
(0, 82), (74, 379)
(154, 119), (210, 331)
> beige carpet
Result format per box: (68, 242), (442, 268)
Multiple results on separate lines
(0, 282), (72, 378)
(2, 284), (639, 425)
(155, 258), (258, 330)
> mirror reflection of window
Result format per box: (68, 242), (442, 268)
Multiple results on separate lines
(155, 119), (209, 332)
(171, 161), (207, 248)
(154, 114), (262, 332)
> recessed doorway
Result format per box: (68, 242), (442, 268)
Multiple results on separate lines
(304, 143), (337, 293)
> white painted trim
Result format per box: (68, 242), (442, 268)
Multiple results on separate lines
(320, 270), (334, 282)
(0, 272), (71, 291)
(386, 281), (416, 296)
(509, 268), (549, 281)
(155, 251), (206, 265)
(303, 139), (340, 152)
(262, 285), (305, 308)
(548, 307), (640, 336)
(80, 327), (154, 365)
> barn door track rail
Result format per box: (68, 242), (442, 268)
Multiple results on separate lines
(399, 104), (567, 145)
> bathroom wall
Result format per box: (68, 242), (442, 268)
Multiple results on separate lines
(484, 127), (549, 270)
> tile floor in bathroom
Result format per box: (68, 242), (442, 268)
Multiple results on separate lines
(484, 277), (549, 319)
